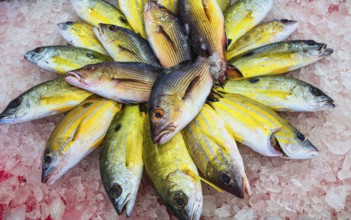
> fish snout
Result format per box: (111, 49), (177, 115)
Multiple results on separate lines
(151, 123), (176, 145)
(280, 19), (297, 25)
(220, 171), (245, 199)
(322, 48), (333, 56)
(66, 71), (85, 83)
(41, 155), (58, 185)
(57, 21), (73, 30)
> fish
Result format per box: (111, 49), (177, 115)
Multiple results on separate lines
(182, 104), (251, 198)
(216, 0), (231, 11)
(66, 62), (162, 104)
(208, 93), (319, 159)
(71, 0), (132, 30)
(148, 57), (213, 145)
(0, 78), (92, 125)
(100, 105), (145, 217)
(228, 40), (334, 77)
(215, 76), (335, 111)
(58, 21), (108, 55)
(225, 0), (273, 50)
(143, 121), (203, 220)
(156, 0), (179, 13)
(24, 46), (112, 74)
(225, 19), (298, 60)
(117, 0), (148, 39)
(144, 2), (191, 68)
(93, 24), (160, 66)
(42, 95), (122, 185)
(179, 0), (226, 59)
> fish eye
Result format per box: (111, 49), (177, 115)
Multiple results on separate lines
(221, 173), (231, 185)
(152, 109), (164, 120)
(310, 87), (323, 96)
(305, 40), (316, 46)
(85, 65), (95, 71)
(9, 97), (22, 109)
(65, 21), (74, 25)
(110, 184), (122, 199)
(173, 191), (188, 209)
(119, 16), (128, 24)
(108, 25), (118, 32)
(34, 47), (44, 53)
(248, 77), (259, 84)
(43, 155), (52, 169)
(296, 132), (306, 141)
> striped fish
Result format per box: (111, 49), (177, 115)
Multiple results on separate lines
(41, 95), (122, 185)
(24, 46), (112, 74)
(143, 120), (203, 220)
(144, 2), (191, 68)
(215, 76), (335, 112)
(225, 0), (273, 50)
(66, 62), (162, 104)
(100, 105), (145, 217)
(182, 104), (251, 198)
(148, 57), (213, 145)
(228, 40), (333, 77)
(226, 19), (298, 60)
(0, 78), (92, 125)
(71, 0), (132, 30)
(58, 21), (108, 55)
(209, 93), (319, 159)
(94, 24), (160, 66)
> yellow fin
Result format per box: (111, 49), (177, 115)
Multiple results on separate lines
(183, 169), (224, 193)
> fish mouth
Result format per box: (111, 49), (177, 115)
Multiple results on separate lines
(57, 22), (68, 31)
(280, 19), (297, 25)
(152, 123), (176, 145)
(66, 71), (85, 84)
(115, 192), (134, 217)
(41, 167), (59, 185)
(322, 48), (333, 56)
(279, 139), (319, 159)
(319, 99), (335, 109)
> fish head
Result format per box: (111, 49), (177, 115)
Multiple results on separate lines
(41, 145), (72, 185)
(66, 64), (104, 90)
(163, 171), (203, 220)
(299, 40), (333, 58)
(101, 168), (138, 217)
(206, 163), (245, 199)
(94, 23), (119, 45)
(0, 94), (35, 124)
(144, 1), (173, 26)
(24, 46), (51, 65)
(149, 93), (184, 145)
(292, 84), (335, 111)
(274, 128), (319, 159)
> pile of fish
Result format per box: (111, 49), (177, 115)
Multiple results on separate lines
(0, 0), (334, 219)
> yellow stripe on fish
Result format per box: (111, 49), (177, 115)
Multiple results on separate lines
(42, 95), (122, 185)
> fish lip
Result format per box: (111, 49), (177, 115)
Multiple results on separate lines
(66, 71), (85, 82)
(280, 19), (297, 25)
(57, 22), (67, 30)
(322, 48), (333, 56)
(115, 193), (131, 216)
(152, 123), (176, 145)
(319, 99), (335, 108)
(41, 167), (59, 185)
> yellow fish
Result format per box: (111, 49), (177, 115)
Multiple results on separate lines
(58, 21), (108, 55)
(209, 93), (319, 159)
(41, 95), (122, 185)
(182, 104), (251, 198)
(228, 40), (333, 77)
(225, 0), (273, 50)
(71, 0), (132, 30)
(100, 105), (145, 217)
(226, 19), (298, 60)
(143, 120), (203, 220)
(0, 78), (92, 124)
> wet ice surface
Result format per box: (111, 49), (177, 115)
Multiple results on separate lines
(0, 0), (350, 219)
